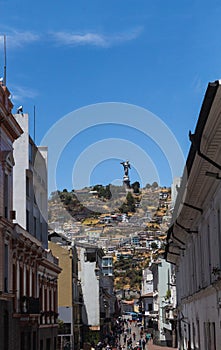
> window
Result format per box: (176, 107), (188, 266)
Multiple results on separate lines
(102, 259), (109, 267)
(148, 303), (153, 311)
(26, 269), (30, 297)
(53, 289), (57, 313)
(32, 270), (35, 297)
(13, 263), (17, 309)
(204, 322), (210, 350)
(46, 338), (51, 350)
(26, 176), (30, 197)
(207, 224), (212, 284)
(34, 186), (37, 204)
(4, 173), (9, 218)
(26, 210), (30, 231)
(204, 322), (216, 350)
(4, 244), (9, 292)
(19, 266), (24, 300)
(85, 251), (96, 262)
(40, 221), (43, 241)
(34, 217), (37, 237)
(29, 142), (33, 163)
(192, 322), (196, 349)
(45, 288), (48, 313)
(20, 332), (25, 350)
(218, 209), (221, 268)
(197, 319), (200, 350)
(49, 289), (52, 314)
(33, 332), (37, 350)
(3, 310), (9, 350)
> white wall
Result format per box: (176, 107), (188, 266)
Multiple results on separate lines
(141, 268), (153, 295)
(13, 113), (48, 248)
(78, 246), (100, 327)
(13, 113), (29, 229)
(176, 186), (221, 350)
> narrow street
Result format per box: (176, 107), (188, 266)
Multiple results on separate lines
(146, 342), (177, 350)
(119, 320), (177, 350)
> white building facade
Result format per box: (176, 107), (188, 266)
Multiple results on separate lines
(12, 112), (60, 350)
(13, 113), (48, 248)
(166, 80), (221, 350)
(150, 258), (173, 346)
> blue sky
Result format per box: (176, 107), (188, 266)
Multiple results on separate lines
(1, 1), (221, 193)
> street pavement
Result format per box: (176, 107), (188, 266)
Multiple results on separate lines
(145, 340), (177, 350)
(120, 319), (177, 350)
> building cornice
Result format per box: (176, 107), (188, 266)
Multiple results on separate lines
(179, 278), (221, 306)
(0, 107), (23, 141)
(166, 80), (221, 263)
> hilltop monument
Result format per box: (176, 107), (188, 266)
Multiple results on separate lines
(121, 160), (131, 189)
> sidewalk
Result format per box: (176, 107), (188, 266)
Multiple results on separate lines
(146, 339), (177, 350)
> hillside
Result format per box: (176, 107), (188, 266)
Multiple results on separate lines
(48, 184), (171, 240)
(48, 184), (137, 223)
(48, 184), (171, 292)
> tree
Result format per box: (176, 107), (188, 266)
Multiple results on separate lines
(131, 181), (140, 194)
(126, 192), (136, 212)
(64, 194), (72, 205)
(151, 181), (158, 188)
(145, 183), (151, 189)
(92, 184), (112, 200)
(151, 242), (158, 250)
(119, 191), (136, 213)
(105, 184), (112, 200)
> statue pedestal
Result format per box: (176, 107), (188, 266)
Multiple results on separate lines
(123, 176), (131, 190)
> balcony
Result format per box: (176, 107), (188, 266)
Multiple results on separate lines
(20, 296), (40, 314)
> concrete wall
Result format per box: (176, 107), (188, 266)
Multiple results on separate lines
(158, 259), (172, 345)
(49, 241), (72, 307)
(78, 246), (100, 327)
(13, 113), (29, 229)
(176, 186), (221, 350)
(13, 113), (48, 248)
(141, 268), (153, 295)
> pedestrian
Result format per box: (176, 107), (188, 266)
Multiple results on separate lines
(145, 333), (151, 344)
(132, 332), (136, 341)
(142, 339), (146, 350)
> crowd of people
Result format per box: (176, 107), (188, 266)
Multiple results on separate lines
(94, 317), (152, 350)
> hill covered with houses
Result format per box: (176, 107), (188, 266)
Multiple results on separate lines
(48, 184), (172, 291)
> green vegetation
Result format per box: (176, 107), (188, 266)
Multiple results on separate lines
(151, 242), (158, 250)
(145, 181), (159, 189)
(113, 256), (143, 291)
(92, 184), (112, 200)
(49, 190), (100, 221)
(131, 181), (140, 194)
(84, 329), (100, 345)
(165, 289), (171, 300)
(119, 192), (136, 213)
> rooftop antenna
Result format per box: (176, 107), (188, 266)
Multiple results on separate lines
(3, 35), (6, 86)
